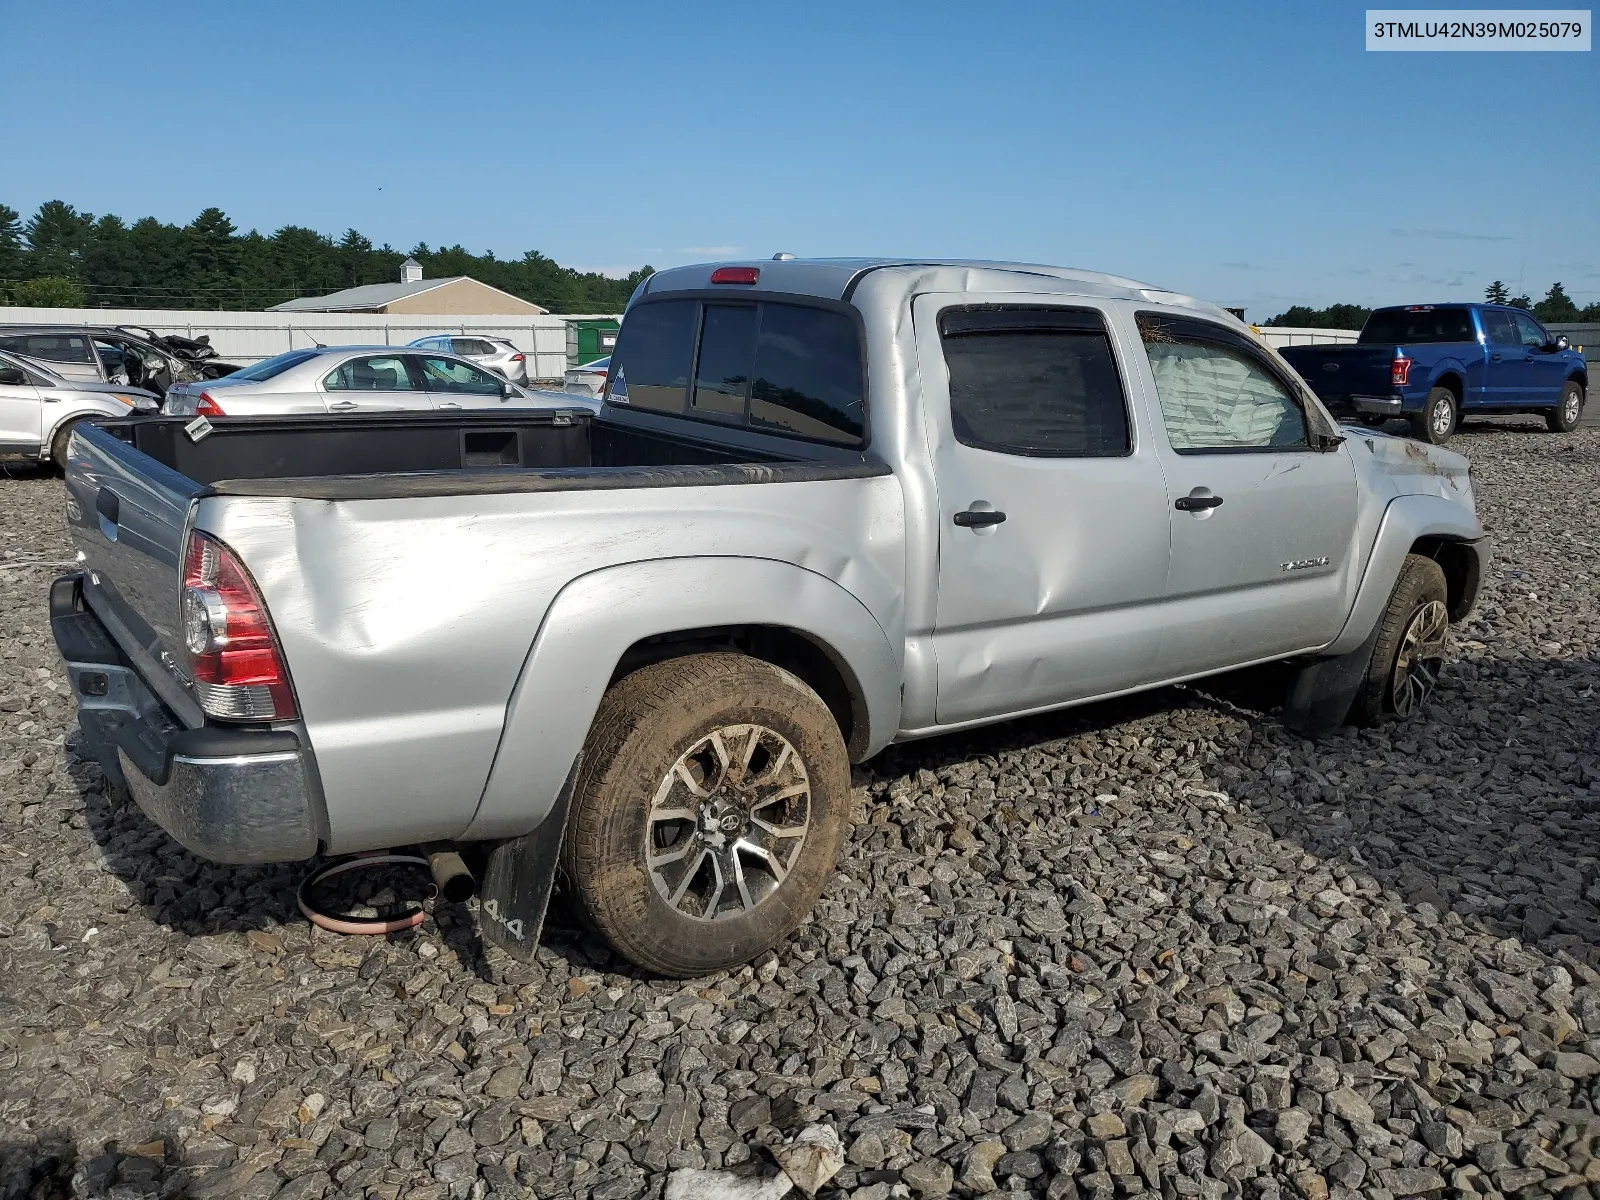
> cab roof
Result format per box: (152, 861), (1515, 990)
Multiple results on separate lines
(639, 257), (1234, 324)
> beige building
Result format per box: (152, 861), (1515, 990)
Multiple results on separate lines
(268, 258), (547, 316)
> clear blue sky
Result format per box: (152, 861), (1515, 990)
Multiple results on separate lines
(5, 0), (1596, 319)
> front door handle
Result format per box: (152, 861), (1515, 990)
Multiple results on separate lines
(1174, 494), (1224, 512)
(953, 508), (1006, 528)
(1523, 354), (1535, 362)
(328, 400), (358, 412)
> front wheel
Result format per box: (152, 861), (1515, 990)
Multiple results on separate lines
(1349, 553), (1451, 724)
(1409, 388), (1457, 445)
(48, 419), (81, 470)
(560, 653), (850, 977)
(1546, 381), (1585, 433)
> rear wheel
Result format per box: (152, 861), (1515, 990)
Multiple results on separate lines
(48, 420), (81, 470)
(1409, 388), (1457, 445)
(1349, 554), (1451, 724)
(1546, 381), (1584, 433)
(560, 653), (850, 977)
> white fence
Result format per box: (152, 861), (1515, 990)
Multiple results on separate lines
(0, 306), (1366, 371)
(1252, 326), (1361, 348)
(0, 307), (623, 380)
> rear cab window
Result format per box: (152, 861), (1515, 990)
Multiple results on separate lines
(1359, 307), (1476, 344)
(608, 298), (865, 446)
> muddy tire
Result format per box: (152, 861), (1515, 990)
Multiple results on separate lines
(560, 652), (850, 977)
(1409, 387), (1457, 445)
(49, 420), (80, 470)
(1349, 553), (1451, 724)
(1546, 381), (1584, 433)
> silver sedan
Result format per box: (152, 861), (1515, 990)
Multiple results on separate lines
(162, 346), (597, 417)
(563, 356), (610, 398)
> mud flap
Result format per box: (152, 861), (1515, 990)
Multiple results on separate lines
(1281, 619), (1383, 738)
(476, 755), (581, 961)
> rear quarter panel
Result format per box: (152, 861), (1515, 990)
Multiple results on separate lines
(198, 475), (905, 852)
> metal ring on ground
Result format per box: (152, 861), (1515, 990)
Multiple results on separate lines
(297, 853), (437, 935)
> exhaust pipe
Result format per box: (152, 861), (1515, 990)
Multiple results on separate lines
(428, 850), (476, 904)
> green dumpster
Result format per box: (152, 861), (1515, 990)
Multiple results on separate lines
(571, 320), (620, 366)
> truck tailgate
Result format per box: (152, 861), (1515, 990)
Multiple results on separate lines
(1280, 344), (1397, 397)
(63, 422), (206, 726)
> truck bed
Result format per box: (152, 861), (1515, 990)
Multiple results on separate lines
(88, 408), (880, 498)
(61, 406), (902, 855)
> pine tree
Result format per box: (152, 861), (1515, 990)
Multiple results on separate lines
(1, 198), (645, 313)
(1484, 280), (1510, 304)
(1533, 282), (1579, 323)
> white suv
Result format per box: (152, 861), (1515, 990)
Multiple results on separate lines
(407, 335), (529, 384)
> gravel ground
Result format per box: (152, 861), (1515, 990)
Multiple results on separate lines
(4, 417), (1600, 1200)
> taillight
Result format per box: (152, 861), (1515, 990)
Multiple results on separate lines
(511, 353), (525, 362)
(1391, 356), (1412, 387)
(180, 530), (296, 721)
(710, 266), (759, 285)
(195, 392), (226, 417)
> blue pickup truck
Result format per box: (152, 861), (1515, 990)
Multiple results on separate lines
(1279, 303), (1587, 445)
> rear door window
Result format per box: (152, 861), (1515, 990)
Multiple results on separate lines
(608, 300), (697, 413)
(937, 307), (1128, 456)
(0, 332), (94, 363)
(324, 355), (418, 391)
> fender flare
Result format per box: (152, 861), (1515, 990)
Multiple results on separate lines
(42, 403), (129, 459)
(462, 556), (902, 841)
(1322, 494), (1489, 657)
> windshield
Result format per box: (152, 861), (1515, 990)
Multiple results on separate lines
(225, 349), (322, 382)
(1359, 307), (1476, 344)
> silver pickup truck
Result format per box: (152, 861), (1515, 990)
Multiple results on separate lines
(52, 258), (1486, 977)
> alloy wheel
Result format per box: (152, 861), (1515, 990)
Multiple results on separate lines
(645, 724), (811, 920)
(1392, 599), (1449, 716)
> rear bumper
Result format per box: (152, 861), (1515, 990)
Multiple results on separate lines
(50, 573), (322, 864)
(1317, 392), (1411, 417)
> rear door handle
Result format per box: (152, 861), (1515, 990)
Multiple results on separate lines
(1174, 494), (1224, 512)
(1490, 352), (1503, 361)
(328, 400), (358, 412)
(953, 508), (1006, 528)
